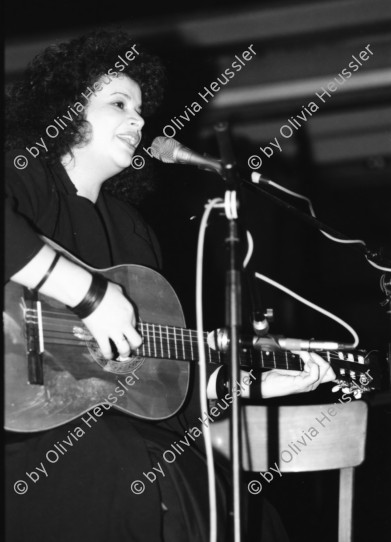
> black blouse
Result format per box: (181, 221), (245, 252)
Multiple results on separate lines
(5, 149), (162, 280)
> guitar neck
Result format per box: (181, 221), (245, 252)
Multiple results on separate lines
(136, 323), (305, 371)
(134, 323), (371, 379)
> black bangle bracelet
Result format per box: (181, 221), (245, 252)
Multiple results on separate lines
(69, 274), (108, 320)
(249, 370), (262, 400)
(34, 252), (61, 291)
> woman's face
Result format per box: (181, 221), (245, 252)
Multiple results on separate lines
(81, 74), (144, 178)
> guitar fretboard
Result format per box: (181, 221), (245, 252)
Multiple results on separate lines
(135, 322), (304, 371)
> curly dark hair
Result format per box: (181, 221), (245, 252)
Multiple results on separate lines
(5, 28), (167, 203)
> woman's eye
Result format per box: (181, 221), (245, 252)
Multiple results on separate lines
(113, 101), (125, 109)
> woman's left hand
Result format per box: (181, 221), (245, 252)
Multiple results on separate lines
(260, 351), (336, 399)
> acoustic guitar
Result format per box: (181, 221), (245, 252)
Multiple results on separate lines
(4, 261), (380, 432)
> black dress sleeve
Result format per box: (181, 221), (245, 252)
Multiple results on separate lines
(4, 151), (58, 281)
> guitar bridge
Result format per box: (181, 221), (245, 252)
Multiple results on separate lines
(23, 288), (44, 385)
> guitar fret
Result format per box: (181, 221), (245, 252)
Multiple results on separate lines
(181, 328), (185, 360)
(189, 330), (194, 360)
(173, 327), (178, 360)
(147, 324), (151, 357)
(152, 324), (157, 358)
(161, 326), (165, 357)
(159, 325), (163, 358)
(141, 323), (146, 355)
(138, 321), (144, 356)
(166, 326), (171, 358)
(268, 352), (271, 368)
(266, 351), (274, 369)
(144, 323), (149, 357)
(262, 351), (267, 368)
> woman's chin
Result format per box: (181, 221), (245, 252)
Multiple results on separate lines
(113, 152), (135, 172)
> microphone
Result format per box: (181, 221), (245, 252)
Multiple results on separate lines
(150, 136), (223, 175)
(276, 338), (354, 351)
(207, 330), (353, 353)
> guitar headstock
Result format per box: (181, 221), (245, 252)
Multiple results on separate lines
(331, 350), (382, 399)
(332, 368), (375, 399)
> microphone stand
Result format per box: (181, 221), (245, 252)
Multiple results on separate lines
(214, 121), (243, 542)
(213, 122), (269, 542)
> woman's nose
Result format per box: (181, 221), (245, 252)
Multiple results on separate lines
(128, 111), (144, 130)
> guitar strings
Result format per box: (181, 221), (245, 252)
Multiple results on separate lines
(39, 329), (368, 375)
(37, 306), (365, 356)
(31, 309), (369, 375)
(39, 330), (304, 370)
(41, 325), (365, 362)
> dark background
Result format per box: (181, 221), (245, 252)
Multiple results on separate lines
(5, 0), (391, 540)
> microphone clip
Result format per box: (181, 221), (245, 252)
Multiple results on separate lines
(252, 308), (274, 337)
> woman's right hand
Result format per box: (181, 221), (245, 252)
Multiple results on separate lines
(81, 281), (142, 359)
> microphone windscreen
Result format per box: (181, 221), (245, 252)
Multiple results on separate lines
(151, 136), (180, 163)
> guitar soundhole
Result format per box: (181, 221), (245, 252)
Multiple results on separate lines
(73, 326), (145, 375)
(90, 342), (145, 374)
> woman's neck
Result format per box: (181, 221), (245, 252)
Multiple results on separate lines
(60, 151), (106, 203)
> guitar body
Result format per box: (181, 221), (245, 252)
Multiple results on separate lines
(5, 264), (190, 432)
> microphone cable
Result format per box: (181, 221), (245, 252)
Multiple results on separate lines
(195, 197), (225, 542)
